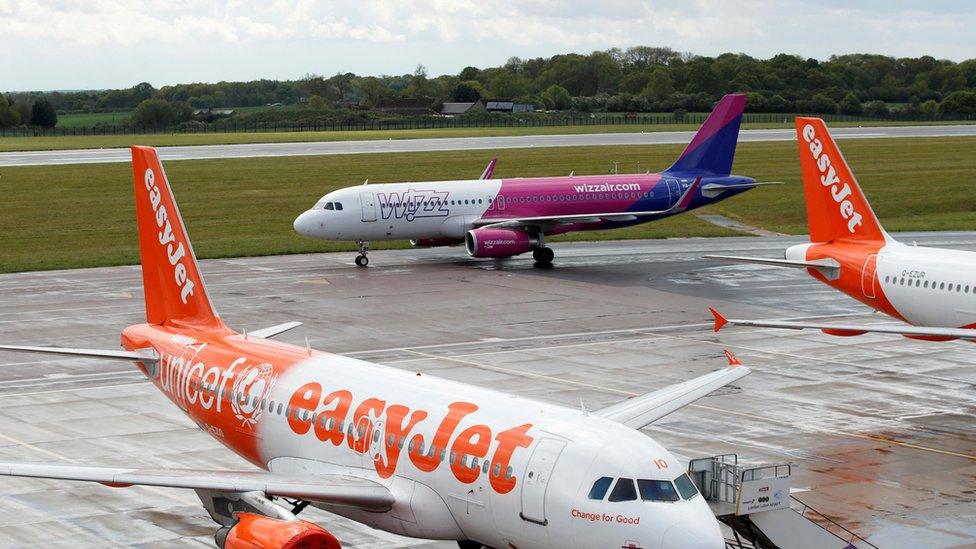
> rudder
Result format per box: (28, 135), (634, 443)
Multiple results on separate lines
(665, 93), (745, 176)
(795, 118), (888, 243)
(131, 146), (224, 329)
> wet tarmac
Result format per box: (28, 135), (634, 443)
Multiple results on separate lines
(0, 233), (974, 547)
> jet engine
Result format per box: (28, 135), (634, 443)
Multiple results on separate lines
(219, 512), (341, 549)
(464, 227), (537, 258)
(410, 237), (464, 247)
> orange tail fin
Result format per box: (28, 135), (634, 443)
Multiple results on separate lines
(131, 146), (224, 329)
(796, 118), (888, 243)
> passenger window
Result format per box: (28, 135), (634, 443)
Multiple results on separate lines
(588, 476), (614, 500)
(608, 478), (638, 502)
(673, 473), (700, 500)
(924, 281), (929, 288)
(335, 202), (343, 211)
(637, 479), (680, 502)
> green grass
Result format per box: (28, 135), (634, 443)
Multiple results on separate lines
(1, 137), (974, 273)
(2, 118), (974, 152)
(55, 111), (133, 128)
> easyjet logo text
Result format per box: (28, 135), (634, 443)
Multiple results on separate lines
(801, 124), (863, 234)
(287, 382), (534, 494)
(144, 168), (195, 303)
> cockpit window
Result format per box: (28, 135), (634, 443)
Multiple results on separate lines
(673, 473), (700, 500)
(323, 202), (334, 210)
(637, 479), (679, 502)
(335, 202), (343, 210)
(587, 477), (613, 500)
(608, 478), (638, 502)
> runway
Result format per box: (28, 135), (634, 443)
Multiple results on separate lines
(1, 233), (975, 547)
(2, 123), (976, 167)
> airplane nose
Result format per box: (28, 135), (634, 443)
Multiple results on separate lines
(661, 520), (724, 549)
(293, 210), (321, 237)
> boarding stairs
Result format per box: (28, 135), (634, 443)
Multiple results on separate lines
(688, 454), (878, 549)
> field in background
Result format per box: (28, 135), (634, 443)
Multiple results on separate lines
(3, 118), (975, 152)
(1, 136), (974, 273)
(55, 111), (133, 128)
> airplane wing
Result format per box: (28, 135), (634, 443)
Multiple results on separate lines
(480, 158), (497, 180)
(710, 308), (976, 341)
(473, 177), (702, 230)
(0, 462), (394, 511)
(249, 321), (303, 339)
(704, 254), (840, 278)
(0, 344), (158, 363)
(596, 351), (750, 430)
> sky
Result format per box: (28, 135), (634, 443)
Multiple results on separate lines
(2, 0), (975, 91)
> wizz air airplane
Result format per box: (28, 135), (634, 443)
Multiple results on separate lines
(708, 117), (976, 342)
(0, 147), (750, 548)
(294, 94), (768, 267)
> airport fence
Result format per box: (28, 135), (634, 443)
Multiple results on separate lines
(1, 112), (974, 138)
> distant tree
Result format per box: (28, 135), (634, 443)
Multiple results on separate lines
(541, 85), (572, 110)
(404, 64), (430, 98)
(327, 73), (356, 103)
(488, 72), (526, 99)
(458, 66), (481, 82)
(863, 100), (890, 118)
(641, 68), (674, 102)
(921, 99), (940, 118)
(355, 76), (388, 107)
(132, 98), (175, 127)
(307, 95), (328, 110)
(0, 96), (20, 127)
(450, 82), (482, 102)
(30, 98), (57, 127)
(838, 92), (863, 115)
(939, 91), (976, 116)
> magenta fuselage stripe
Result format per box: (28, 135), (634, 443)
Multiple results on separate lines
(482, 173), (664, 220)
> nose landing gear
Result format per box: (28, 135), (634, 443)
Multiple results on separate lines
(355, 240), (370, 267)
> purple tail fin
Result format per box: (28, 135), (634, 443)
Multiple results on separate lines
(666, 94), (746, 176)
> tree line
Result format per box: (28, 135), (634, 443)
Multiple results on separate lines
(4, 47), (976, 129)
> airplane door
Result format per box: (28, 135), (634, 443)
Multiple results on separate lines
(360, 191), (377, 222)
(520, 438), (566, 526)
(861, 254), (878, 299)
(662, 177), (680, 208)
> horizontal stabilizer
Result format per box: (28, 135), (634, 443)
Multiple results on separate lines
(597, 358), (750, 429)
(0, 462), (394, 511)
(0, 344), (158, 363)
(700, 181), (783, 198)
(709, 308), (976, 341)
(249, 321), (303, 339)
(704, 254), (840, 277)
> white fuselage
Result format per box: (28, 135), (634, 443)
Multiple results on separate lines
(875, 242), (976, 327)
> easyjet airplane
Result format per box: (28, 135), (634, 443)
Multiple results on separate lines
(708, 117), (976, 342)
(0, 147), (750, 548)
(294, 93), (770, 266)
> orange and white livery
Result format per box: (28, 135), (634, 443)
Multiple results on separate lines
(0, 147), (749, 548)
(709, 117), (976, 341)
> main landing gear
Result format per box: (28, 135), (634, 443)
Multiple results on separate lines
(533, 246), (554, 265)
(355, 240), (370, 267)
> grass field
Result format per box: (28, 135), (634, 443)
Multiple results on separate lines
(2, 119), (974, 152)
(55, 111), (133, 128)
(1, 137), (974, 273)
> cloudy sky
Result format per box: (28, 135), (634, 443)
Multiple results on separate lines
(2, 0), (974, 91)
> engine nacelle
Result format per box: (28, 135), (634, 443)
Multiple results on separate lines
(222, 513), (341, 549)
(465, 227), (537, 258)
(410, 237), (464, 247)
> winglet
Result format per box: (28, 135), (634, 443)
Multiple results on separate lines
(723, 349), (742, 367)
(709, 308), (728, 332)
(480, 158), (497, 180)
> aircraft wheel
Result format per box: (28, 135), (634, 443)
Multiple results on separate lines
(355, 255), (369, 267)
(533, 247), (554, 265)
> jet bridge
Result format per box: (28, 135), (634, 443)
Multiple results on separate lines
(688, 454), (878, 549)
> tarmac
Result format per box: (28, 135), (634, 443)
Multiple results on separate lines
(2, 123), (976, 166)
(0, 233), (975, 547)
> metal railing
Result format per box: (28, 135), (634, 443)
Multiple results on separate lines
(791, 495), (879, 549)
